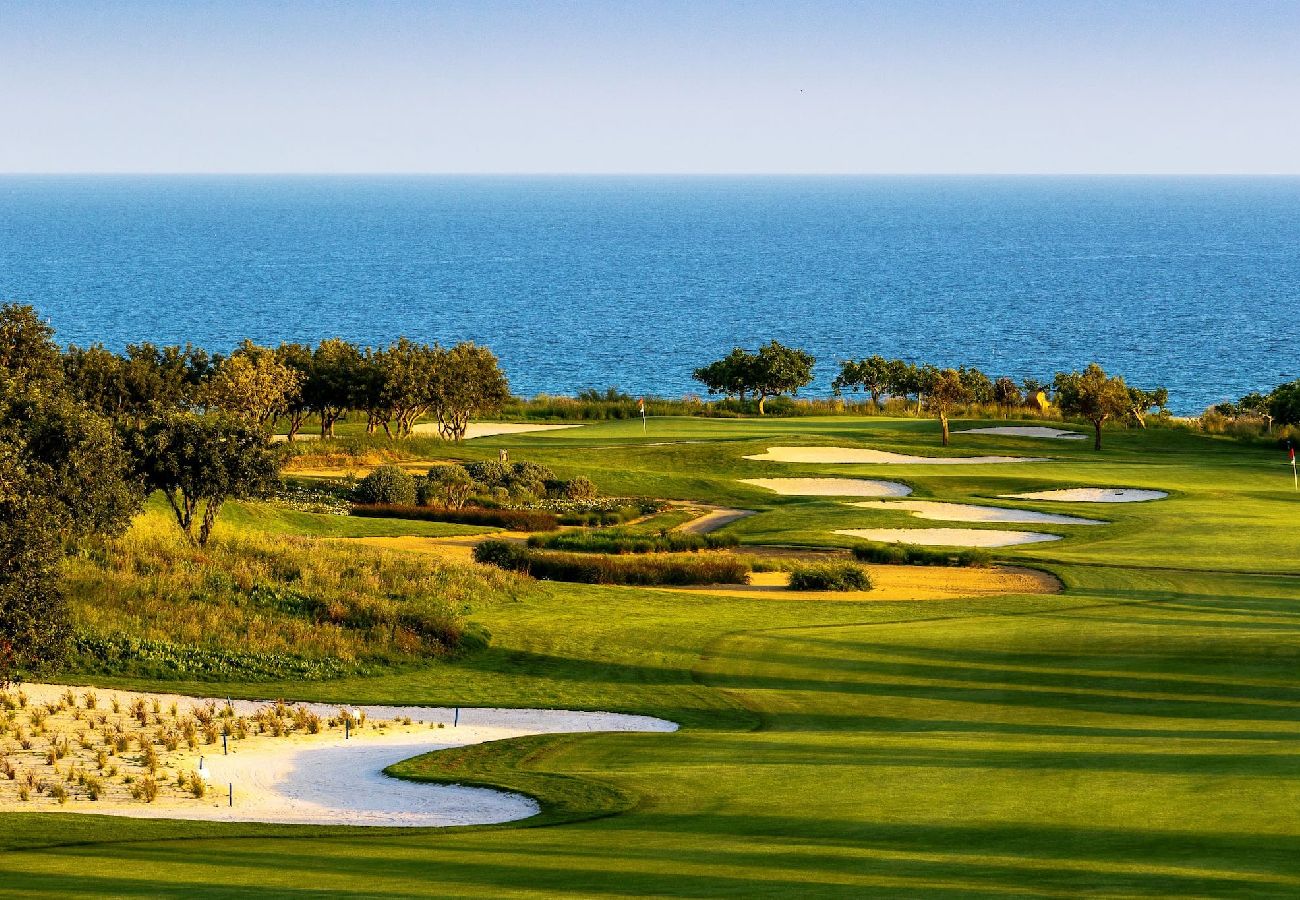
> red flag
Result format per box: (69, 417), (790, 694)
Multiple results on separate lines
(638, 397), (645, 414)
(1291, 444), (1296, 463)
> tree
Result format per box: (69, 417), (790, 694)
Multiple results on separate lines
(431, 342), (511, 441)
(957, 366), (994, 405)
(692, 348), (754, 402)
(1, 304), (141, 682)
(129, 413), (280, 547)
(1125, 385), (1168, 428)
(425, 465), (475, 508)
(64, 344), (131, 420)
(833, 355), (891, 409)
(749, 341), (815, 415)
(886, 360), (923, 415)
(1053, 363), (1131, 450)
(307, 338), (363, 438)
(1269, 380), (1300, 427)
(205, 341), (303, 430)
(122, 342), (214, 418)
(1237, 391), (1275, 432)
(274, 342), (315, 440)
(373, 338), (440, 438)
(993, 377), (1022, 418)
(926, 369), (972, 446)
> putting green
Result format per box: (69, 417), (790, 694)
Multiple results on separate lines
(3, 415), (1298, 898)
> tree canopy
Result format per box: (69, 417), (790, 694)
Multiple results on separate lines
(1053, 363), (1132, 450)
(693, 341), (814, 414)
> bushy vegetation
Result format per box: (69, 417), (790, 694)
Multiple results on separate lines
(852, 542), (992, 568)
(62, 512), (515, 680)
(787, 562), (872, 591)
(351, 504), (559, 532)
(528, 529), (738, 554)
(352, 465), (418, 506)
(473, 541), (750, 586)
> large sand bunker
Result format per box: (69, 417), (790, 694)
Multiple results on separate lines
(0, 684), (674, 827)
(741, 478), (912, 497)
(410, 423), (585, 440)
(849, 500), (1103, 525)
(744, 447), (1045, 465)
(1000, 488), (1168, 503)
(656, 564), (1059, 602)
(834, 528), (1061, 548)
(953, 426), (1087, 440)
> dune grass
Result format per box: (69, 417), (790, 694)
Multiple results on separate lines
(3, 416), (1299, 896)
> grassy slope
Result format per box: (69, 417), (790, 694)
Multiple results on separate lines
(3, 416), (1299, 897)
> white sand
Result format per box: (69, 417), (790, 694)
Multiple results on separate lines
(409, 423), (585, 440)
(676, 507), (756, 534)
(6, 684), (675, 827)
(741, 478), (912, 498)
(744, 447), (1046, 465)
(1000, 488), (1168, 503)
(849, 500), (1104, 525)
(953, 426), (1087, 440)
(834, 528), (1061, 548)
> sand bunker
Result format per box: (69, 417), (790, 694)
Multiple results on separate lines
(0, 684), (674, 827)
(676, 507), (756, 534)
(741, 478), (912, 498)
(656, 564), (1060, 602)
(953, 426), (1087, 440)
(744, 447), (1045, 465)
(849, 500), (1103, 525)
(834, 528), (1061, 548)
(410, 423), (584, 440)
(1000, 488), (1168, 503)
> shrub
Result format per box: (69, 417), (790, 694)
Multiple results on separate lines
(130, 775), (159, 803)
(546, 476), (597, 500)
(474, 541), (750, 586)
(788, 562), (872, 591)
(351, 504), (558, 532)
(852, 542), (991, 568)
(352, 465), (417, 506)
(423, 465), (474, 508)
(462, 460), (512, 488)
(528, 529), (738, 554)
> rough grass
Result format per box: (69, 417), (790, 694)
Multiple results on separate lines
(786, 561), (872, 590)
(527, 529), (738, 554)
(474, 540), (751, 586)
(851, 541), (991, 567)
(352, 503), (559, 532)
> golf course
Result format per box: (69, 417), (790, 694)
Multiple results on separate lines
(3, 414), (1298, 897)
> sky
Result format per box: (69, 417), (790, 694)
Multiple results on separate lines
(2, 0), (1299, 174)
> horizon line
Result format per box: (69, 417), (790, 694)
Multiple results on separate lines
(3, 171), (1300, 178)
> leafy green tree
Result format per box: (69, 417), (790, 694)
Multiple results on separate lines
(129, 413), (280, 546)
(307, 338), (364, 438)
(749, 341), (815, 415)
(957, 366), (994, 405)
(1269, 380), (1300, 427)
(833, 355), (892, 409)
(993, 377), (1022, 418)
(926, 369), (972, 446)
(373, 338), (441, 438)
(1237, 391), (1274, 432)
(274, 342), (315, 440)
(692, 348), (754, 402)
(1125, 385), (1169, 428)
(63, 344), (131, 419)
(205, 341), (304, 430)
(886, 360), (923, 415)
(122, 342), (214, 418)
(1053, 363), (1131, 450)
(431, 342), (512, 440)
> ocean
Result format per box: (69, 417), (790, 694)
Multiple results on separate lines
(1, 175), (1296, 414)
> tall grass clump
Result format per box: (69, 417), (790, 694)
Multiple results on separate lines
(528, 529), (739, 554)
(787, 562), (872, 591)
(474, 541), (749, 586)
(63, 508), (521, 680)
(852, 542), (991, 568)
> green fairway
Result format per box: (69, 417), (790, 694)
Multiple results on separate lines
(3, 416), (1298, 897)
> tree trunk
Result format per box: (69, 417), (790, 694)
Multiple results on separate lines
(197, 499), (223, 547)
(940, 413), (950, 446)
(1093, 419), (1104, 451)
(757, 394), (767, 415)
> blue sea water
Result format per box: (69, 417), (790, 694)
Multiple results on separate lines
(1, 175), (1296, 414)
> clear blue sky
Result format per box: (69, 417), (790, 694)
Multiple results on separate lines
(3, 0), (1298, 174)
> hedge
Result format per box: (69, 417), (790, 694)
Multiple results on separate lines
(852, 542), (991, 568)
(526, 530), (739, 554)
(474, 541), (750, 586)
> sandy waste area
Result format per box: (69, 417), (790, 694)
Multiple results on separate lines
(1000, 488), (1168, 503)
(657, 564), (1059, 602)
(741, 478), (912, 497)
(952, 426), (1087, 440)
(849, 499), (1103, 525)
(834, 528), (1062, 548)
(744, 447), (1046, 465)
(0, 684), (674, 827)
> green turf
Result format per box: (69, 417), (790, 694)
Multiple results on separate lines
(3, 416), (1298, 897)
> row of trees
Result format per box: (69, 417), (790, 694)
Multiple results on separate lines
(1213, 381), (1300, 431)
(691, 341), (816, 414)
(63, 335), (510, 441)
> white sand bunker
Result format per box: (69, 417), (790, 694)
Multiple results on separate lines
(745, 447), (1045, 465)
(2, 684), (674, 828)
(849, 500), (1104, 525)
(835, 528), (1061, 548)
(1000, 488), (1168, 503)
(741, 478), (912, 498)
(410, 423), (585, 440)
(953, 426), (1087, 440)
